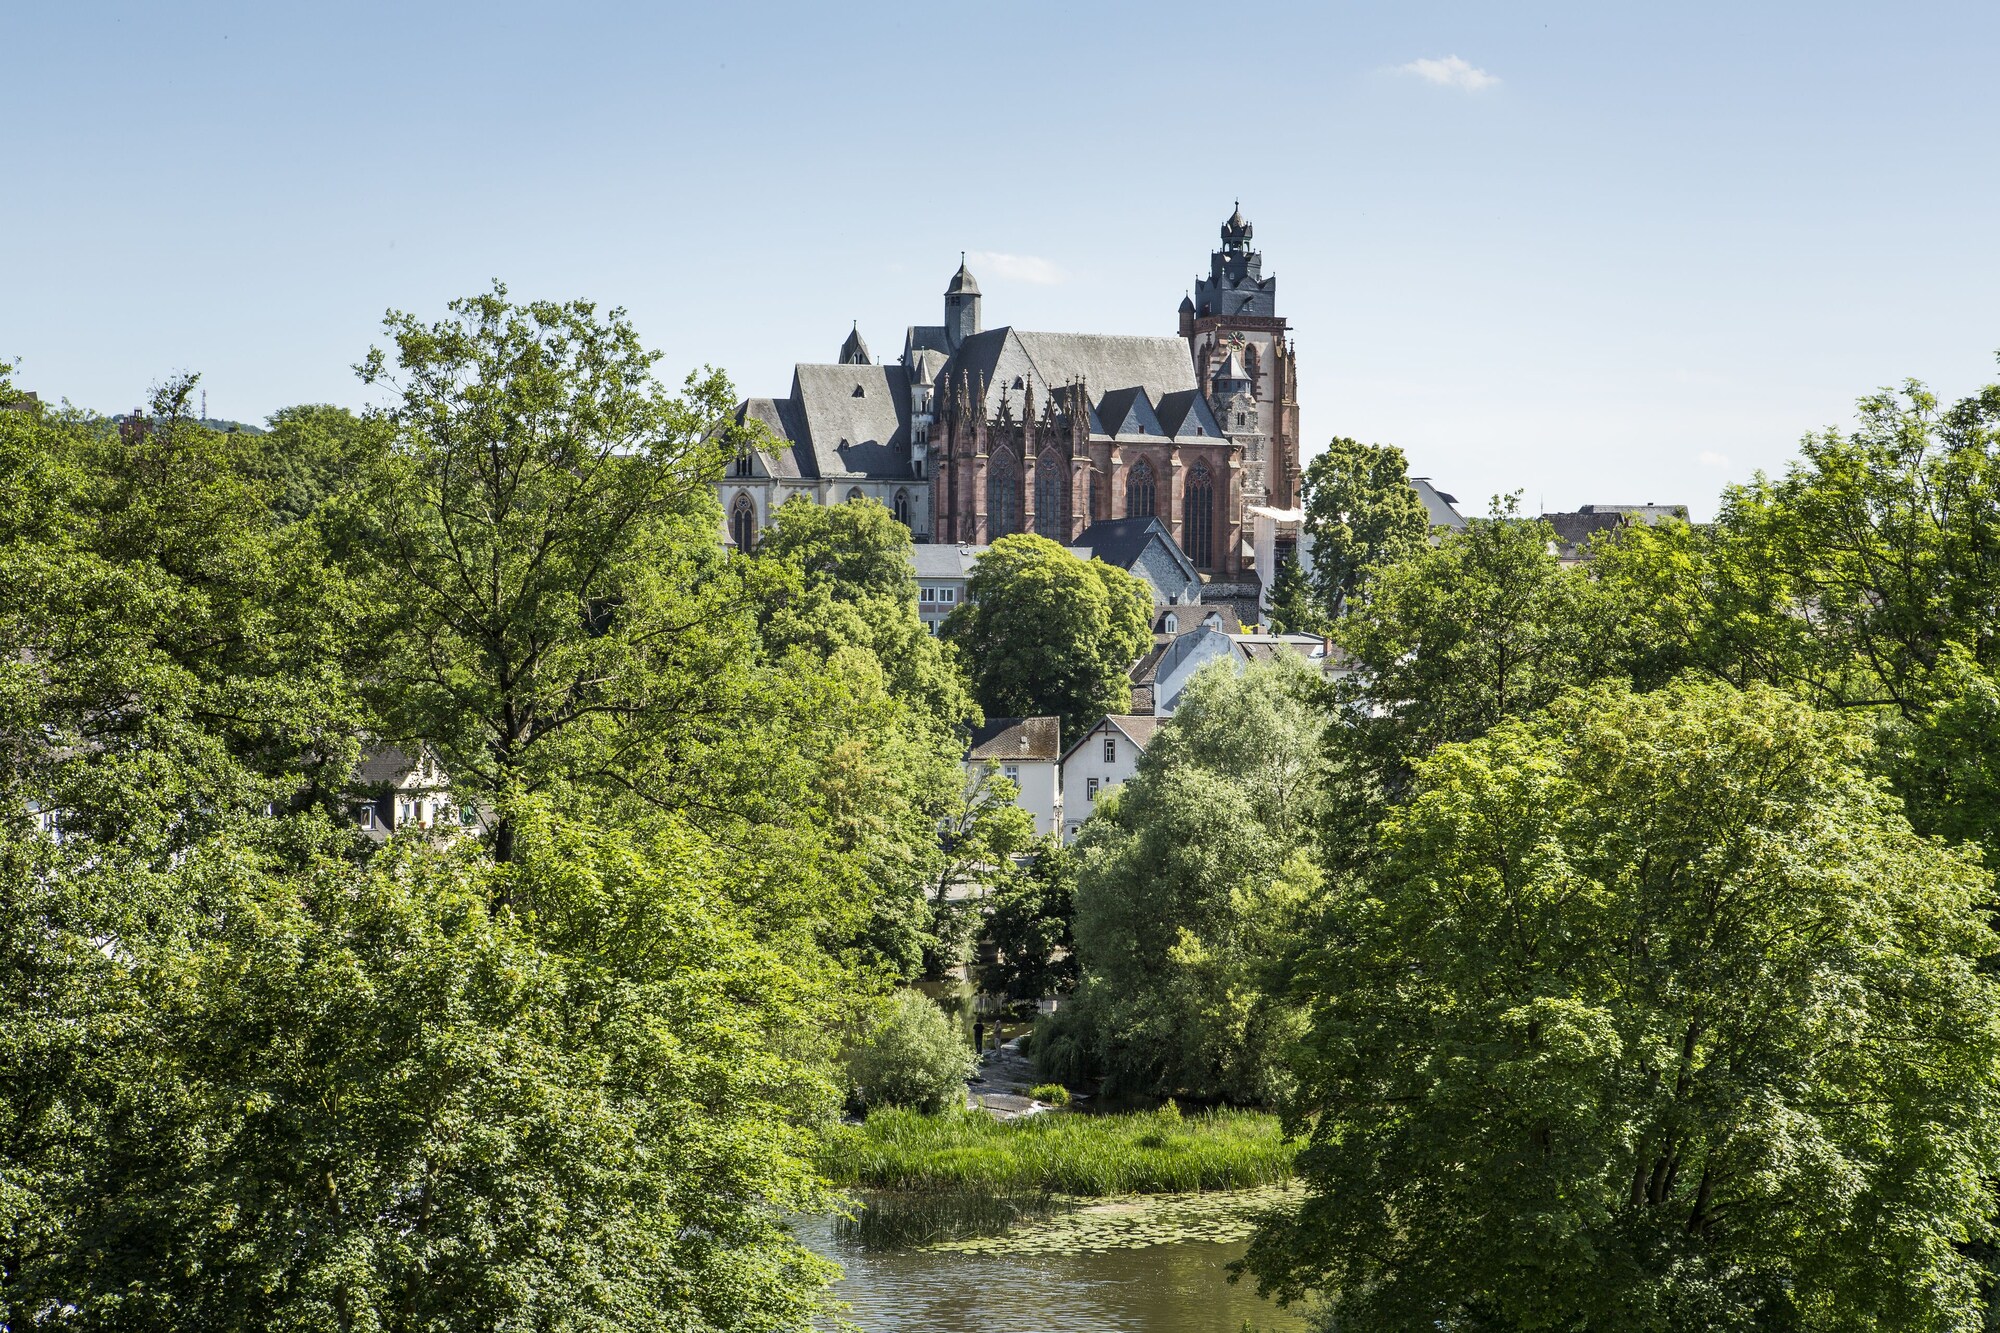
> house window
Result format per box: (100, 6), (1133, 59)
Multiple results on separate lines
(1087, 777), (1100, 800)
(360, 806), (376, 830)
(1125, 459), (1155, 519)
(941, 588), (956, 605)
(1003, 764), (1020, 784)
(1184, 461), (1215, 568)
(1163, 612), (1178, 634)
(1103, 738), (1116, 764)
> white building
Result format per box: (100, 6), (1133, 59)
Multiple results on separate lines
(964, 716), (1064, 839)
(1060, 714), (1161, 840)
(352, 745), (478, 841)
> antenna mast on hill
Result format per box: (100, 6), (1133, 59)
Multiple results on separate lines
(201, 389), (207, 422)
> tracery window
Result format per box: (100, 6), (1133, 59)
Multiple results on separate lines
(1035, 460), (1068, 540)
(987, 451), (1021, 538)
(1184, 461), (1215, 568)
(893, 487), (911, 525)
(1125, 458), (1156, 520)
(729, 492), (757, 552)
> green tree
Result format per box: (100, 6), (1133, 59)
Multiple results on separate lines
(981, 836), (1080, 1003)
(1299, 436), (1432, 619)
(0, 375), (362, 854)
(353, 284), (745, 864)
(846, 990), (977, 1115)
(1335, 495), (1622, 791)
(918, 766), (1035, 979)
(1596, 374), (2000, 857)
(1044, 654), (1327, 1102)
(1263, 548), (1321, 634)
(1248, 679), (2000, 1331)
(1, 809), (840, 1332)
(245, 402), (394, 526)
(941, 533), (1152, 738)
(749, 494), (975, 732)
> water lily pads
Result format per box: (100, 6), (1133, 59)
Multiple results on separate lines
(931, 1184), (1300, 1256)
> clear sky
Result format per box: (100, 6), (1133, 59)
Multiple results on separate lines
(6, 1), (1998, 519)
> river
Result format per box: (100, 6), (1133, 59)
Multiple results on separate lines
(796, 1212), (1310, 1331)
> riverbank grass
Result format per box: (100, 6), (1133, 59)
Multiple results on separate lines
(820, 1104), (1295, 1195)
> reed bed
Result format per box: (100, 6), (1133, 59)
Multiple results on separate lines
(820, 1105), (1296, 1196)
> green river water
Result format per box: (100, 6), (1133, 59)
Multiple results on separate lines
(795, 1199), (1310, 1331)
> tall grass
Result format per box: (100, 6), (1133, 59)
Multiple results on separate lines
(819, 1105), (1296, 1195)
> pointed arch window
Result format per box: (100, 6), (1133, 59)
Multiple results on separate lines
(987, 451), (1020, 538)
(893, 487), (911, 526)
(1035, 460), (1068, 540)
(1125, 458), (1156, 520)
(729, 493), (757, 553)
(1184, 461), (1215, 568)
(846, 486), (865, 504)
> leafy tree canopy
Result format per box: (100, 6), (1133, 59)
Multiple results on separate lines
(941, 533), (1152, 740)
(1248, 678), (2000, 1332)
(1045, 654), (1328, 1102)
(1299, 436), (1432, 619)
(1334, 494), (1624, 792)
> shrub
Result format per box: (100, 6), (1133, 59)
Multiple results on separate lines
(847, 990), (977, 1114)
(1029, 1083), (1070, 1106)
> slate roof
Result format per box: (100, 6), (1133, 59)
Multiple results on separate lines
(967, 716), (1061, 762)
(736, 398), (810, 478)
(1538, 504), (1688, 561)
(1061, 713), (1163, 764)
(936, 328), (1203, 432)
(774, 363), (916, 480)
(839, 325), (871, 365)
(353, 745), (420, 786)
(1154, 388), (1220, 439)
(1073, 517), (1200, 595)
(1136, 627), (1245, 697)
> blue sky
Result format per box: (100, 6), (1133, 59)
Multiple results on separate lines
(6, 1), (1998, 518)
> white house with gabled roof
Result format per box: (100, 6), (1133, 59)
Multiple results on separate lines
(1060, 714), (1162, 841)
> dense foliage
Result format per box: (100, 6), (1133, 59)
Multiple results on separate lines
(941, 533), (1152, 738)
(845, 991), (976, 1115)
(1040, 655), (1327, 1103)
(980, 837), (1080, 1003)
(1247, 679), (2000, 1331)
(0, 295), (971, 1328)
(1298, 436), (1431, 619)
(820, 1104), (1295, 1195)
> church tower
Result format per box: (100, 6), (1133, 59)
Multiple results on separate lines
(1185, 205), (1301, 508)
(944, 257), (981, 351)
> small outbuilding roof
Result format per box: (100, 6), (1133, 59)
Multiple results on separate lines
(966, 716), (1062, 762)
